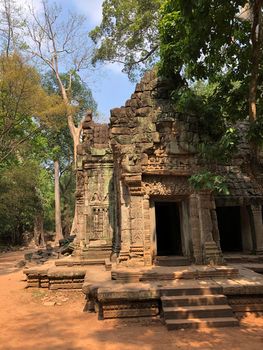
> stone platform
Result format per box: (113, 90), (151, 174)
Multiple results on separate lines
(25, 265), (87, 289)
(83, 264), (263, 328)
(111, 265), (239, 282)
(24, 257), (111, 290)
(224, 254), (263, 264)
(24, 260), (263, 329)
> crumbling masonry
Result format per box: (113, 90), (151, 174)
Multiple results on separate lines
(75, 69), (263, 267)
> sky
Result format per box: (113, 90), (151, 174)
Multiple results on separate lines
(15, 0), (135, 122)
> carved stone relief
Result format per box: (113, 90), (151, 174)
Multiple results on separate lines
(142, 176), (190, 196)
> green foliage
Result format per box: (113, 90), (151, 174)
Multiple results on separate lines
(90, 0), (162, 80)
(247, 116), (263, 146)
(159, 1), (263, 144)
(159, 0), (250, 80)
(0, 53), (65, 167)
(198, 127), (239, 163)
(42, 71), (98, 124)
(40, 70), (98, 236)
(0, 163), (42, 244)
(174, 85), (225, 141)
(189, 171), (230, 195)
(0, 3), (99, 245)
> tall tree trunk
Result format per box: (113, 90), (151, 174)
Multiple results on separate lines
(54, 159), (63, 243)
(34, 214), (45, 247)
(249, 0), (263, 122)
(70, 205), (78, 235)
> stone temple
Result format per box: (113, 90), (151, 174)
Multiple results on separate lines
(24, 70), (263, 327)
(74, 69), (263, 267)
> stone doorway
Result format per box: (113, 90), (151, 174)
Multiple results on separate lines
(155, 202), (183, 256)
(216, 206), (242, 252)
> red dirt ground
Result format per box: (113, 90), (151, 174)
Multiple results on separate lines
(0, 250), (263, 350)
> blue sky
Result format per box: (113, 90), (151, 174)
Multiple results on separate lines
(18, 0), (135, 122)
(52, 0), (135, 122)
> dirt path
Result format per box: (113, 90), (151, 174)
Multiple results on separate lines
(0, 250), (263, 350)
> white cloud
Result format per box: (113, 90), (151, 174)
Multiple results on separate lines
(13, 0), (103, 25)
(74, 0), (103, 26)
(104, 62), (124, 75)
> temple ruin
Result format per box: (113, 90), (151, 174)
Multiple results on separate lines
(24, 69), (263, 328)
(75, 69), (263, 267)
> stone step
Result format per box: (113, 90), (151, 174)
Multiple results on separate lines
(160, 286), (223, 296)
(166, 317), (239, 330)
(224, 255), (263, 264)
(155, 256), (190, 267)
(82, 253), (111, 259)
(163, 304), (234, 319)
(161, 294), (227, 307)
(55, 259), (106, 266)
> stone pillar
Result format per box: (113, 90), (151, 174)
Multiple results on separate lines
(189, 193), (203, 264)
(129, 194), (144, 265)
(143, 196), (152, 266)
(72, 170), (86, 256)
(197, 191), (223, 265)
(210, 199), (223, 257)
(180, 199), (191, 257)
(250, 205), (263, 254)
(111, 172), (121, 258)
(241, 206), (253, 253)
(117, 182), (131, 263)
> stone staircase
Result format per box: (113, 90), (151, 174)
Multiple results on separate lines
(81, 244), (112, 260)
(160, 286), (239, 330)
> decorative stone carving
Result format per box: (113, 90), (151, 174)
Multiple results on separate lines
(142, 176), (190, 196)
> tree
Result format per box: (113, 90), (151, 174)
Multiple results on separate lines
(0, 53), (64, 167)
(89, 0), (162, 80)
(0, 0), (24, 56)
(0, 162), (42, 245)
(159, 1), (263, 143)
(24, 0), (95, 163)
(41, 71), (98, 240)
(0, 53), (70, 246)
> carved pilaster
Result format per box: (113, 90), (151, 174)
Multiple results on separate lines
(250, 205), (263, 254)
(143, 196), (152, 266)
(197, 191), (223, 264)
(189, 193), (203, 264)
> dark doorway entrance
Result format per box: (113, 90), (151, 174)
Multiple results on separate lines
(155, 202), (182, 256)
(216, 206), (242, 252)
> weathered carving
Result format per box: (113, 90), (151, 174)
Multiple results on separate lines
(90, 207), (109, 239)
(142, 155), (198, 175)
(142, 176), (190, 196)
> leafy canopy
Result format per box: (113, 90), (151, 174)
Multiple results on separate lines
(0, 53), (65, 166)
(90, 0), (162, 80)
(159, 1), (263, 145)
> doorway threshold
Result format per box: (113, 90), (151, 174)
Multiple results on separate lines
(154, 256), (190, 267)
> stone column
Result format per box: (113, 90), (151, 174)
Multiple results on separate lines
(180, 199), (191, 257)
(143, 195), (152, 266)
(117, 182), (131, 264)
(129, 194), (144, 265)
(111, 173), (121, 258)
(241, 206), (253, 253)
(189, 193), (203, 264)
(250, 205), (263, 254)
(197, 191), (223, 264)
(210, 199), (223, 257)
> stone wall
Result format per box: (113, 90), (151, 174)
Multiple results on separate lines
(75, 70), (263, 266)
(75, 111), (115, 259)
(109, 69), (263, 266)
(109, 69), (223, 266)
